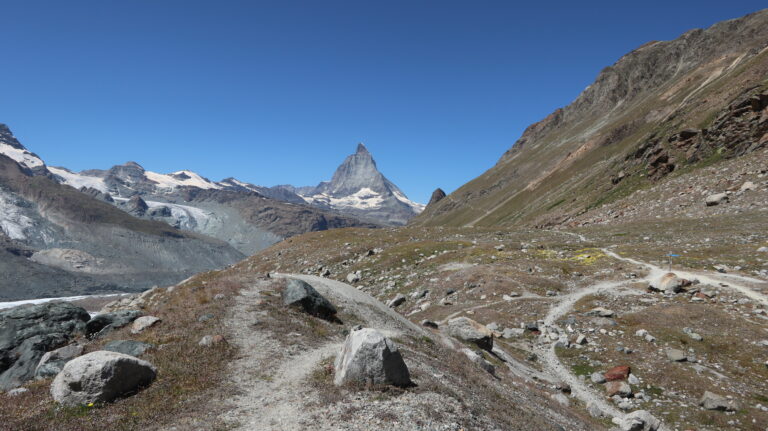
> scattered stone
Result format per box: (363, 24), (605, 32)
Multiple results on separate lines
(445, 317), (494, 351)
(586, 307), (615, 318)
(460, 348), (495, 375)
(705, 193), (729, 206)
(700, 391), (739, 411)
(619, 410), (661, 431)
(740, 181), (756, 192)
(282, 279), (338, 320)
(387, 294), (406, 308)
(346, 272), (360, 283)
(665, 348), (687, 362)
(551, 392), (570, 407)
(486, 322), (500, 331)
(586, 401), (604, 418)
(573, 334), (588, 345)
(628, 374), (640, 385)
(421, 320), (438, 329)
(683, 327), (703, 341)
(86, 310), (142, 336)
(130, 316), (161, 334)
(591, 372), (606, 384)
(605, 380), (632, 397)
(198, 313), (215, 322)
(502, 328), (525, 339)
(51, 351), (157, 407)
(103, 340), (154, 357)
(758, 246), (768, 253)
(605, 365), (631, 381)
(35, 343), (84, 379)
(6, 387), (28, 397)
(334, 328), (411, 387)
(198, 335), (227, 347)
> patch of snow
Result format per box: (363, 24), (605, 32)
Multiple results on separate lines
(145, 170), (222, 192)
(0, 293), (126, 311)
(392, 190), (425, 212)
(48, 166), (109, 193)
(220, 178), (260, 192)
(0, 142), (45, 169)
(144, 200), (212, 226)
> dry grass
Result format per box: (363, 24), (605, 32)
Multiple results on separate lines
(0, 268), (249, 431)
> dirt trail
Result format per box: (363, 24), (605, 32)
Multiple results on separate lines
(220, 274), (426, 430)
(530, 231), (768, 428)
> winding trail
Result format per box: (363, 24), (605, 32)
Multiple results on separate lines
(528, 230), (768, 427)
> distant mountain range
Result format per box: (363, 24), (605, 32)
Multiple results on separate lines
(0, 129), (424, 300)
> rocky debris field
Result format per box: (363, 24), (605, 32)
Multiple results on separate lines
(241, 217), (768, 431)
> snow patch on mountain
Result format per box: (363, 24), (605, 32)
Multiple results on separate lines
(48, 167), (109, 193)
(392, 189), (426, 212)
(301, 187), (386, 210)
(145, 170), (222, 192)
(0, 142), (45, 170)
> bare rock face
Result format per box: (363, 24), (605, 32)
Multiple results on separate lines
(51, 351), (157, 406)
(445, 317), (494, 351)
(0, 302), (90, 390)
(426, 188), (446, 207)
(282, 279), (337, 321)
(334, 327), (411, 387)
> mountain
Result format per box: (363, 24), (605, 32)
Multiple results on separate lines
(0, 149), (244, 301)
(413, 9), (768, 228)
(0, 127), (377, 258)
(293, 143), (424, 225)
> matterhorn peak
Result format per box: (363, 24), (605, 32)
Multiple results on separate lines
(355, 142), (370, 155)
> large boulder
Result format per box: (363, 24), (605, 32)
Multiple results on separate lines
(35, 343), (84, 379)
(86, 310), (143, 337)
(282, 279), (337, 320)
(654, 273), (690, 294)
(0, 302), (90, 390)
(334, 328), (411, 387)
(103, 340), (154, 357)
(51, 351), (157, 406)
(445, 317), (493, 351)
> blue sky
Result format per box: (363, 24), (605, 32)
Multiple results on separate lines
(2, 1), (765, 203)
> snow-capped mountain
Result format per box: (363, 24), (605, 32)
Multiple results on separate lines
(294, 143), (424, 225)
(0, 124), (47, 175)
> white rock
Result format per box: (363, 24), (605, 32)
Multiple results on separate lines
(51, 351), (157, 406)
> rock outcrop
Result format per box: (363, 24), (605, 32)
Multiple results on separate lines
(0, 302), (90, 390)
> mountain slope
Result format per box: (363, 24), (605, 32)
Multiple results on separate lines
(0, 152), (245, 301)
(413, 9), (768, 228)
(296, 143), (424, 225)
(1, 131), (378, 255)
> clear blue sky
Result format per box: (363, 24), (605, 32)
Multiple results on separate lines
(2, 1), (764, 203)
